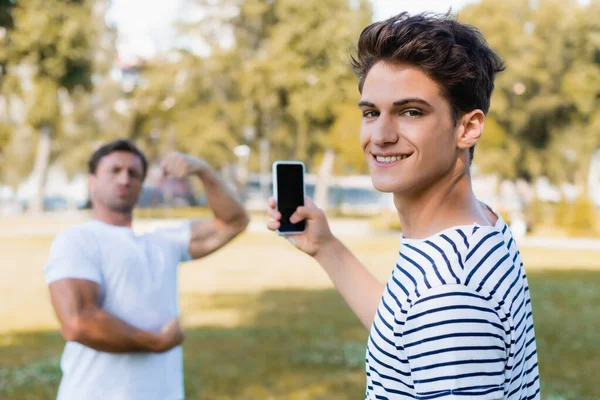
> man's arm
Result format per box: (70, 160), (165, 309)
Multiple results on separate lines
(49, 278), (183, 353)
(187, 165), (249, 259)
(161, 152), (250, 260)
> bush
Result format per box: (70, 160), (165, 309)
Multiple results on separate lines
(527, 198), (548, 227)
(556, 195), (599, 237)
(524, 198), (560, 233)
(555, 198), (571, 229)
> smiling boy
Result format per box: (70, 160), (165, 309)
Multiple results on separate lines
(267, 12), (540, 399)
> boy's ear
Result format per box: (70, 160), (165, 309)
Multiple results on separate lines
(456, 109), (485, 151)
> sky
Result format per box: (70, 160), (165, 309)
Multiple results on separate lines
(108, 0), (589, 59)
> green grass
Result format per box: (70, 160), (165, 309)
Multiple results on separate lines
(527, 271), (600, 399)
(2, 271), (600, 399)
(0, 223), (599, 399)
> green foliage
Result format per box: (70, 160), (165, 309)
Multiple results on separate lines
(0, 0), (599, 212)
(328, 104), (367, 174)
(525, 196), (599, 237)
(555, 197), (572, 229)
(552, 195), (599, 237)
(0, 0), (15, 74)
(0, 0), (98, 191)
(0, 121), (9, 148)
(0, 0), (108, 195)
(10, 0), (93, 88)
(173, 0), (372, 172)
(8, 0), (95, 130)
(526, 197), (551, 229)
(26, 78), (60, 128)
(460, 0), (600, 185)
(555, 195), (599, 237)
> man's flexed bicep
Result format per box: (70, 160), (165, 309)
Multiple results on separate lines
(188, 217), (247, 260)
(159, 151), (249, 261)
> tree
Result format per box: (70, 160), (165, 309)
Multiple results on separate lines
(3, 0), (95, 213)
(177, 0), (372, 178)
(0, 0), (15, 177)
(459, 0), (600, 189)
(57, 0), (124, 180)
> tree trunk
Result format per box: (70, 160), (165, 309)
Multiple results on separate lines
(28, 124), (52, 214)
(259, 137), (270, 200)
(314, 149), (335, 210)
(587, 148), (600, 206)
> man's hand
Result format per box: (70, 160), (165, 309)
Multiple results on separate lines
(266, 196), (336, 258)
(154, 318), (185, 353)
(161, 151), (209, 179)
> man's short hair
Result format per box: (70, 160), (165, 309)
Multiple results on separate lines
(88, 139), (148, 180)
(351, 12), (506, 162)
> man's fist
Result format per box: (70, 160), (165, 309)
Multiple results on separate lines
(154, 318), (185, 353)
(161, 152), (208, 178)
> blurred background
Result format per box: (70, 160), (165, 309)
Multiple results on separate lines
(0, 0), (599, 399)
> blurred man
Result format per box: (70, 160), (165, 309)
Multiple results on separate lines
(268, 12), (540, 400)
(45, 139), (249, 400)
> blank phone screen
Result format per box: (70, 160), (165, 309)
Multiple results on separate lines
(276, 163), (305, 233)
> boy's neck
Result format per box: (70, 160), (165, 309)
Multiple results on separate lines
(394, 168), (496, 239)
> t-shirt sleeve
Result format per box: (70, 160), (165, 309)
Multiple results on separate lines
(156, 220), (192, 263)
(402, 284), (507, 399)
(44, 228), (103, 285)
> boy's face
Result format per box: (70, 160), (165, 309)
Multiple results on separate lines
(359, 61), (472, 195)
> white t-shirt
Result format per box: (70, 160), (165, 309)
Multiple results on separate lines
(44, 219), (192, 400)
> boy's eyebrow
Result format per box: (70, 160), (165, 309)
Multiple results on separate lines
(358, 98), (432, 108)
(393, 98), (432, 107)
(358, 100), (375, 107)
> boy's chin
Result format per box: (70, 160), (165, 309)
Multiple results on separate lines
(371, 178), (408, 194)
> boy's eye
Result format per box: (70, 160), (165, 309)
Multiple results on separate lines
(403, 110), (422, 117)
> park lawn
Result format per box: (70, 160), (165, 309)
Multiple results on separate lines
(0, 232), (599, 399)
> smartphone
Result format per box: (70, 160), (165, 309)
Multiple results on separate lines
(272, 160), (306, 235)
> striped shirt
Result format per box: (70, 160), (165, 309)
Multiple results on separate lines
(365, 214), (540, 399)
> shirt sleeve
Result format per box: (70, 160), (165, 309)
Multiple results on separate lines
(402, 284), (507, 399)
(44, 228), (103, 285)
(155, 220), (192, 263)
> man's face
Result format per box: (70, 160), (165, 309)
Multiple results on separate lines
(89, 151), (144, 213)
(359, 61), (461, 195)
